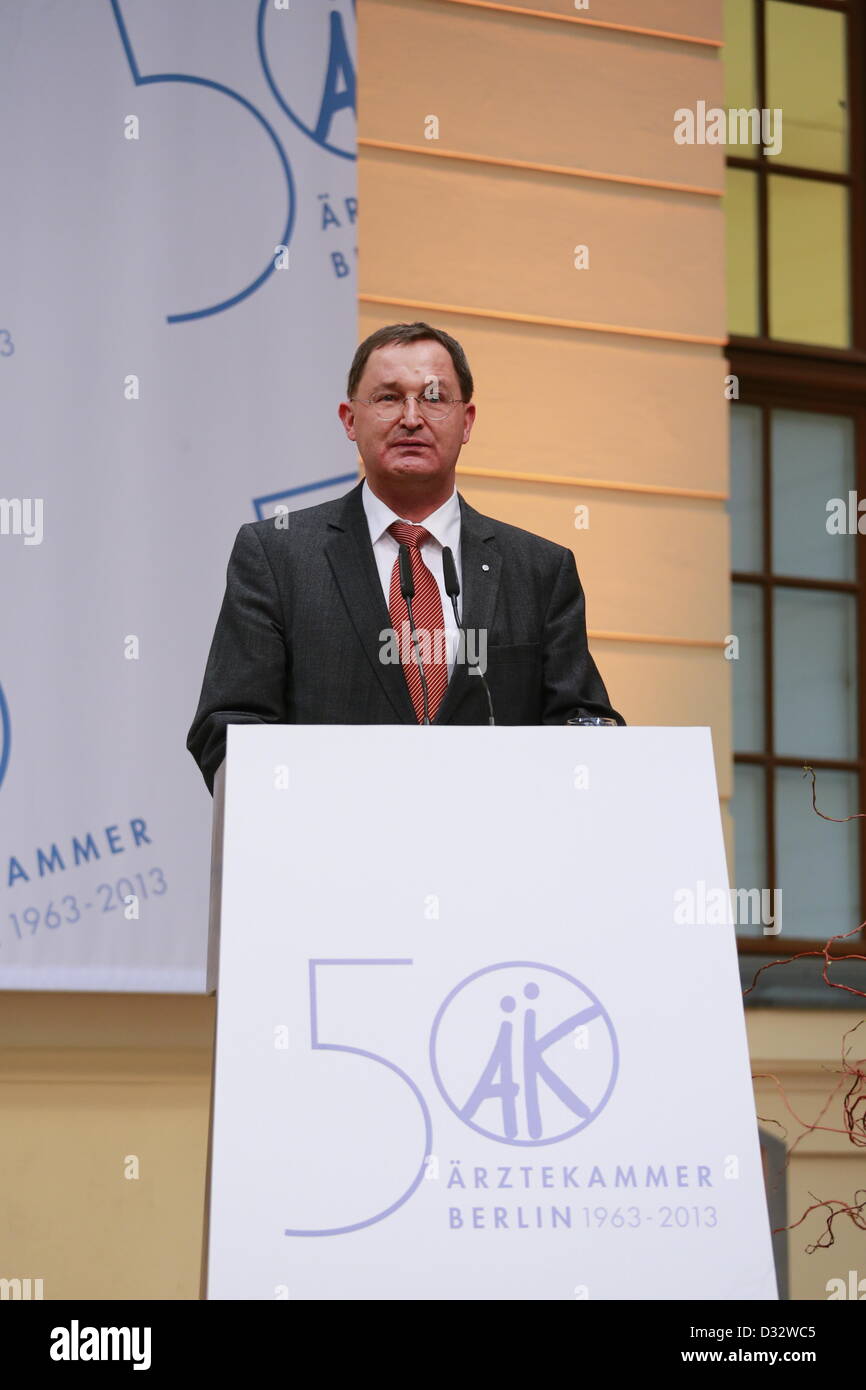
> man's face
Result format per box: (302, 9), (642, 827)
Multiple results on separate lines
(339, 341), (475, 494)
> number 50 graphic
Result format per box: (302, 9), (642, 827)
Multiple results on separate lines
(283, 958), (618, 1238)
(284, 960), (433, 1238)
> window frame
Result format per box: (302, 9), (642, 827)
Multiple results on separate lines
(729, 391), (866, 956)
(726, 0), (865, 357)
(725, 0), (866, 960)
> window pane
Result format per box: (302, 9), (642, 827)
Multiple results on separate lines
(730, 404), (763, 572)
(733, 584), (765, 752)
(724, 0), (758, 158)
(773, 589), (857, 759)
(768, 176), (850, 347)
(775, 767), (859, 939)
(771, 410), (856, 581)
(731, 763), (768, 940)
(766, 1), (848, 173)
(725, 168), (761, 336)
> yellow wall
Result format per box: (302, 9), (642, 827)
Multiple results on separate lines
(0, 992), (213, 1299)
(1, 0), (860, 1302)
(358, 0), (733, 813)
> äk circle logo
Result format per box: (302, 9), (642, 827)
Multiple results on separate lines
(429, 962), (619, 1147)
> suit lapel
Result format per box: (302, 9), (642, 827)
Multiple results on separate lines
(434, 494), (501, 723)
(324, 481), (417, 723)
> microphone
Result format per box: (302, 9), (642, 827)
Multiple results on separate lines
(398, 543), (431, 726)
(442, 546), (495, 726)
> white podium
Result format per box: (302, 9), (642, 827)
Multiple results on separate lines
(202, 725), (777, 1301)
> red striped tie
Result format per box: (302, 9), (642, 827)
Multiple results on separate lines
(388, 521), (449, 723)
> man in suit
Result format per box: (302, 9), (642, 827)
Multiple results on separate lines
(187, 322), (624, 793)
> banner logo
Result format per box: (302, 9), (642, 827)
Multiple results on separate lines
(258, 0), (356, 159)
(109, 0), (357, 323)
(0, 685), (10, 791)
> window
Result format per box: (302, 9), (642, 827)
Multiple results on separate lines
(729, 401), (864, 948)
(724, 0), (857, 347)
(723, 0), (866, 963)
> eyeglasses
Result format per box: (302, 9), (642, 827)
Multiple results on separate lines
(350, 389), (465, 422)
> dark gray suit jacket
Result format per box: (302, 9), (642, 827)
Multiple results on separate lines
(187, 481), (624, 793)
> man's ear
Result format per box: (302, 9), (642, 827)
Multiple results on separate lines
(338, 400), (357, 441)
(462, 401), (476, 445)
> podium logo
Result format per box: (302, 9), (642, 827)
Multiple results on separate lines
(430, 962), (618, 1146)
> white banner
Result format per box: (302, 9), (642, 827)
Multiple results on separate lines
(207, 725), (778, 1300)
(0, 0), (357, 989)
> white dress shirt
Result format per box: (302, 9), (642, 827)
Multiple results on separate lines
(361, 478), (463, 678)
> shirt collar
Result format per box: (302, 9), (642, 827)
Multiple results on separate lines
(362, 477), (460, 548)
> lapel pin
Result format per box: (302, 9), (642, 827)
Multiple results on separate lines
(482, 563), (490, 572)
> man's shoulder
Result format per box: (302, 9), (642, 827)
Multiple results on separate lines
(237, 485), (570, 568)
(243, 486), (358, 548)
(462, 498), (570, 565)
